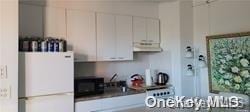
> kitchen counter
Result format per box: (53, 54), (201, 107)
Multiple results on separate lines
(75, 88), (146, 102)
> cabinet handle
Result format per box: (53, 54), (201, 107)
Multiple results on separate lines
(118, 57), (124, 59)
(140, 43), (152, 45)
(146, 43), (153, 45)
(148, 40), (154, 42)
(140, 43), (147, 45)
(141, 40), (147, 42)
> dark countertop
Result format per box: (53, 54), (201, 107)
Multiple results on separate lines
(75, 88), (146, 102)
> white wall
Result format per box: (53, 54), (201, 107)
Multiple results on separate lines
(158, 0), (250, 97)
(21, 0), (159, 18)
(75, 53), (152, 82)
(75, 52), (173, 83)
(158, 1), (182, 96)
(0, 0), (19, 112)
(179, 0), (195, 97)
(193, 0), (250, 97)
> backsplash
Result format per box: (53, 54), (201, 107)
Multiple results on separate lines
(75, 51), (172, 83)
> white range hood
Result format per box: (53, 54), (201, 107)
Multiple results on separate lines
(133, 43), (162, 52)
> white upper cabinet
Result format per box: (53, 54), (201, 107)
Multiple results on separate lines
(44, 7), (67, 39)
(67, 10), (96, 62)
(19, 4), (43, 37)
(97, 13), (133, 61)
(146, 18), (160, 43)
(133, 17), (160, 43)
(97, 13), (116, 61)
(116, 15), (133, 60)
(133, 17), (147, 43)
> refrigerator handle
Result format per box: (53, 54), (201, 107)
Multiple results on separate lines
(19, 92), (74, 100)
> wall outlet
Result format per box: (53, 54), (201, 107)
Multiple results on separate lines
(0, 65), (7, 79)
(0, 85), (11, 99)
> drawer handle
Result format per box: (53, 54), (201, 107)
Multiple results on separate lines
(65, 56), (71, 58)
(140, 43), (152, 45)
(140, 43), (146, 45)
(118, 57), (124, 59)
(110, 57), (116, 59)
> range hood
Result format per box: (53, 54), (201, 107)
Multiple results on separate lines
(133, 43), (162, 52)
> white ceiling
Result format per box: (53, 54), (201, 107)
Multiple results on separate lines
(71, 0), (175, 2)
(20, 0), (177, 4)
(41, 0), (177, 3)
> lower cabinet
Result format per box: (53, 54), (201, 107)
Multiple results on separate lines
(75, 93), (146, 112)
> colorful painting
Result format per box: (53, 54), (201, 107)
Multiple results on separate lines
(206, 32), (250, 96)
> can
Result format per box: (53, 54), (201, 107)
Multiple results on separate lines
(54, 39), (59, 52)
(31, 40), (38, 52)
(22, 38), (30, 52)
(48, 39), (54, 52)
(19, 38), (23, 52)
(41, 39), (48, 52)
(59, 39), (67, 52)
(37, 39), (42, 52)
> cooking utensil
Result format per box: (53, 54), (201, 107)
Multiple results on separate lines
(130, 74), (144, 87)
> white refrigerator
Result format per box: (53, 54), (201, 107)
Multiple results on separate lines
(18, 52), (74, 112)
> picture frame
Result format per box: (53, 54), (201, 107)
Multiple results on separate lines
(206, 32), (250, 95)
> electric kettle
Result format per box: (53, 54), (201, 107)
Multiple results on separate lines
(156, 72), (169, 85)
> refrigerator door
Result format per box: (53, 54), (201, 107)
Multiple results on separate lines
(19, 52), (74, 97)
(19, 93), (74, 112)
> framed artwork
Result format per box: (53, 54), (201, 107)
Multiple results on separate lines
(206, 32), (250, 95)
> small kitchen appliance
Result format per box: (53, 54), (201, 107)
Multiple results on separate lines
(156, 72), (169, 85)
(19, 52), (74, 112)
(74, 76), (104, 98)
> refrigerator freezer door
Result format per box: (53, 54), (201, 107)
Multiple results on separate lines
(19, 52), (74, 97)
(19, 93), (74, 112)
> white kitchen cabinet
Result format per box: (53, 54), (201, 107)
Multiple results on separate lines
(44, 7), (66, 39)
(67, 9), (96, 62)
(146, 18), (160, 43)
(19, 4), (43, 37)
(133, 17), (147, 43)
(133, 17), (160, 43)
(97, 13), (116, 61)
(115, 15), (133, 60)
(75, 93), (146, 112)
(97, 13), (133, 61)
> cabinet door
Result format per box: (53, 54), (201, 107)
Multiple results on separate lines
(97, 13), (116, 61)
(147, 18), (160, 43)
(116, 15), (133, 60)
(67, 10), (96, 62)
(44, 7), (66, 39)
(133, 17), (147, 43)
(19, 4), (43, 37)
